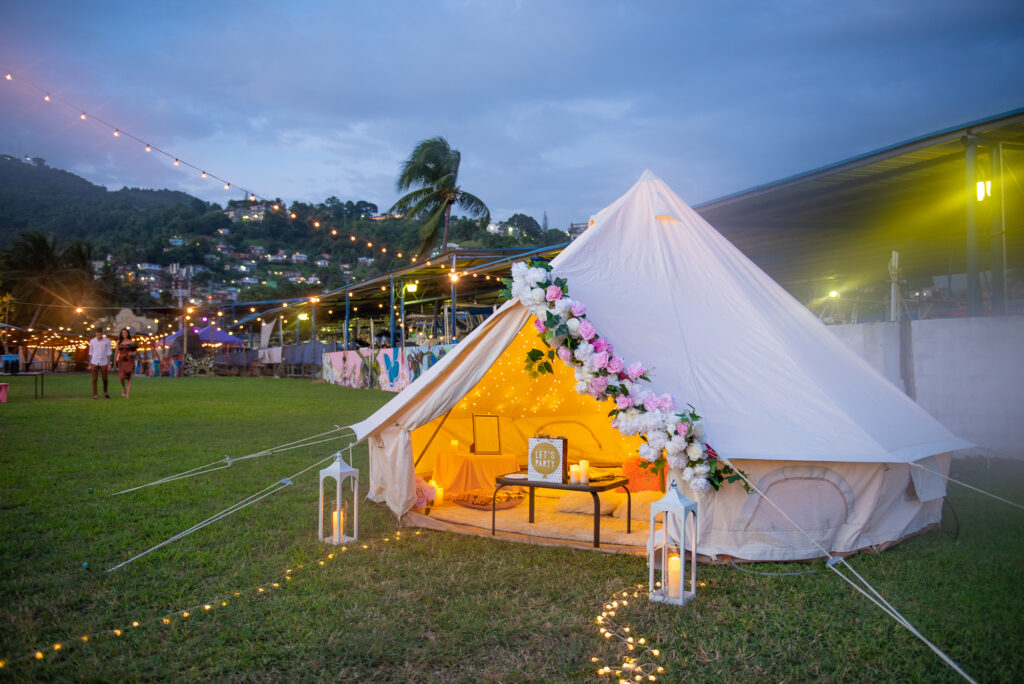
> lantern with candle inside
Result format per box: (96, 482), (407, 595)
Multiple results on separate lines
(319, 452), (359, 544)
(648, 479), (698, 606)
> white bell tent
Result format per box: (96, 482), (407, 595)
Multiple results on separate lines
(350, 171), (971, 561)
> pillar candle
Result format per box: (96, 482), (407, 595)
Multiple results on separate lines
(434, 485), (444, 505)
(569, 464), (580, 484)
(579, 459), (590, 484)
(667, 553), (681, 598)
(332, 509), (344, 544)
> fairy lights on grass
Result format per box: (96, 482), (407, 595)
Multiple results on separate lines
(592, 584), (667, 681)
(0, 530), (420, 671)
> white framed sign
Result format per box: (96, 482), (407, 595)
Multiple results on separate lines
(528, 436), (567, 484)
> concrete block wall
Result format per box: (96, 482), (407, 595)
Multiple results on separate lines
(828, 317), (1024, 459)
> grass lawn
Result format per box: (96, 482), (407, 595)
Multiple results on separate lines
(1, 373), (1023, 682)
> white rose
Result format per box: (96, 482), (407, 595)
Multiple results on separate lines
(511, 262), (528, 279)
(552, 298), (572, 317)
(638, 444), (657, 461)
(573, 342), (593, 363)
(681, 467), (695, 481)
(566, 318), (581, 337)
(693, 463), (710, 476)
(575, 380), (589, 394)
(667, 434), (688, 455)
(527, 267), (547, 285)
(666, 454), (688, 470)
(647, 431), (667, 452)
(531, 288), (546, 303)
(685, 442), (704, 460)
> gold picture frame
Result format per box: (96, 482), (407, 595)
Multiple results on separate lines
(472, 414), (501, 454)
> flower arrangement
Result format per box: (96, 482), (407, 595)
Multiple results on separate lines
(502, 259), (745, 493)
(414, 476), (437, 509)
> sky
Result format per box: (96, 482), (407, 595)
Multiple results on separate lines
(1, 0), (1022, 230)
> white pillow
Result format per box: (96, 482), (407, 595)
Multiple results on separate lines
(611, 490), (664, 521)
(556, 491), (623, 515)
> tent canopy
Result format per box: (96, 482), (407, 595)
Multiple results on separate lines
(160, 325), (244, 346)
(351, 171), (970, 558)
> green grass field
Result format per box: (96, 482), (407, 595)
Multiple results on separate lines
(1, 373), (1022, 682)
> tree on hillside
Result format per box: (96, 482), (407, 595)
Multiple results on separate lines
(506, 213), (543, 242)
(389, 137), (489, 257)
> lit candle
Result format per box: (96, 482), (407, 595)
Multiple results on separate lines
(579, 459), (590, 484)
(331, 509), (344, 544)
(569, 464), (580, 484)
(450, 439), (459, 450)
(434, 485), (444, 505)
(667, 553), (681, 598)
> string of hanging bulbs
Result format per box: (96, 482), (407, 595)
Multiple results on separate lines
(3, 71), (266, 203)
(2, 70), (477, 270)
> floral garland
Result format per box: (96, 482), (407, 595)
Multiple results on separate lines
(503, 259), (744, 493)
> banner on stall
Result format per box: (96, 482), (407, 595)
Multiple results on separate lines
(322, 345), (453, 392)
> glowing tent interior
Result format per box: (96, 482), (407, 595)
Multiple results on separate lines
(349, 171), (971, 561)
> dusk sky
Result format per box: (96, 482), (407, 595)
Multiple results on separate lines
(1, 1), (1022, 230)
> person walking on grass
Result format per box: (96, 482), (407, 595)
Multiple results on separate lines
(88, 328), (112, 399)
(116, 328), (138, 398)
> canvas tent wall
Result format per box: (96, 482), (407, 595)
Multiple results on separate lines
(350, 171), (971, 561)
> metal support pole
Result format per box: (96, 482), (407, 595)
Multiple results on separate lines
(389, 275), (396, 348)
(964, 139), (981, 316)
(450, 254), (457, 342)
(400, 282), (406, 352)
(311, 301), (317, 344)
(991, 144), (1006, 315)
(344, 292), (350, 350)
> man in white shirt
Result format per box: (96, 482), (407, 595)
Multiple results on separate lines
(88, 328), (112, 399)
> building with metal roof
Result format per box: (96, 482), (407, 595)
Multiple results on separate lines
(695, 107), (1024, 319)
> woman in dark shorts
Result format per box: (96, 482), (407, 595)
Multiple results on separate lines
(116, 328), (139, 398)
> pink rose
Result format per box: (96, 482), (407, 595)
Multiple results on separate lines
(557, 346), (573, 364)
(657, 394), (675, 411)
(578, 320), (597, 341)
(643, 396), (660, 412)
(545, 285), (563, 302)
(615, 394), (631, 410)
(590, 376), (608, 396)
(415, 489), (427, 509)
(606, 356), (624, 374)
(570, 301), (586, 317)
(627, 362), (646, 380)
(591, 350), (609, 370)
(676, 421), (691, 437)
(534, 318), (546, 333)
(592, 337), (609, 353)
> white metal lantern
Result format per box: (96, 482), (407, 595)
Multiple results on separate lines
(319, 452), (359, 544)
(649, 479), (698, 606)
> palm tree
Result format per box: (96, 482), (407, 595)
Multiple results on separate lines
(0, 231), (95, 329)
(389, 137), (490, 256)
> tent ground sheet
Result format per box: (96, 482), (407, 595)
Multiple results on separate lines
(402, 493), (652, 556)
